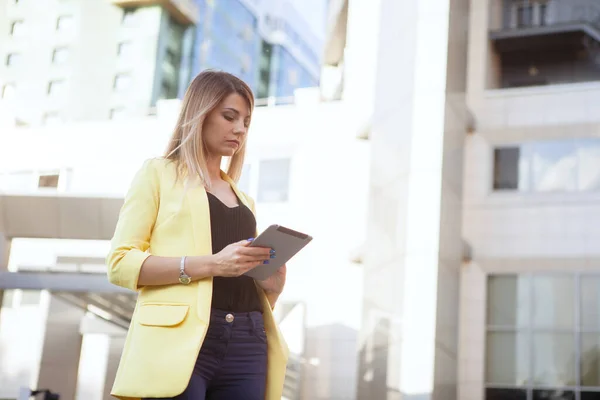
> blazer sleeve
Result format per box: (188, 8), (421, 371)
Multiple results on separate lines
(106, 158), (160, 291)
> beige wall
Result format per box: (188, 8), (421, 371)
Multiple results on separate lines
(459, 1), (600, 399)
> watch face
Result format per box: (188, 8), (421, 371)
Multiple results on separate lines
(179, 276), (191, 285)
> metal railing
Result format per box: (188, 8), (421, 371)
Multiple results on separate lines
(490, 0), (600, 31)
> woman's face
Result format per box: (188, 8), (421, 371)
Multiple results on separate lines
(203, 93), (251, 158)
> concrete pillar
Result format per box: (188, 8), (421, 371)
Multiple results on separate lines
(103, 336), (125, 400)
(35, 295), (85, 399)
(357, 0), (469, 399)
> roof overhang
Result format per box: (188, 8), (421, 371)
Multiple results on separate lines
(110, 0), (199, 25)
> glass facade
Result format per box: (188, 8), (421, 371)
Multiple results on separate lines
(486, 274), (600, 400)
(191, 0), (321, 100)
(192, 0), (261, 91)
(269, 45), (319, 100)
(493, 139), (600, 192)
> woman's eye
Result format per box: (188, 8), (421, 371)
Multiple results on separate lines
(224, 115), (234, 121)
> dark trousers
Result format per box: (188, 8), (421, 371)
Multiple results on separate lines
(148, 309), (268, 400)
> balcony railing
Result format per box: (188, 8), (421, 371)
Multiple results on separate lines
(490, 0), (600, 33)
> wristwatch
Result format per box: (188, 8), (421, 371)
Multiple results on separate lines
(179, 256), (191, 285)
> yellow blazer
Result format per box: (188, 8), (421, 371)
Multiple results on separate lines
(106, 158), (289, 400)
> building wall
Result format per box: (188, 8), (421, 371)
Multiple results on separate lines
(0, 0), (168, 125)
(459, 1), (600, 399)
(356, 1), (469, 400)
(193, 0), (261, 90)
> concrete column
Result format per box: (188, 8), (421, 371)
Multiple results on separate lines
(35, 295), (85, 399)
(103, 336), (125, 400)
(357, 0), (469, 399)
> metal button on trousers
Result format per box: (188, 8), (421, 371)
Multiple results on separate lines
(225, 313), (234, 323)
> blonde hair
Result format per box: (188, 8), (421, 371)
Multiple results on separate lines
(164, 70), (254, 188)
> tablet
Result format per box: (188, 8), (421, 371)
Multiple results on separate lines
(244, 224), (313, 280)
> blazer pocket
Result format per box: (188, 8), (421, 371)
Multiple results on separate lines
(137, 303), (190, 327)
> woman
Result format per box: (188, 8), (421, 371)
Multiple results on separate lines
(106, 70), (289, 400)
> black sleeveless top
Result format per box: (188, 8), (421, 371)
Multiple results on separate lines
(207, 192), (263, 312)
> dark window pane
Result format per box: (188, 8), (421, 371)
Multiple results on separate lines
(539, 4), (548, 26)
(581, 276), (600, 330)
(532, 389), (575, 400)
(487, 275), (529, 327)
(494, 147), (520, 190)
(582, 392), (600, 400)
(532, 333), (576, 386)
(486, 332), (530, 385)
(532, 275), (574, 328)
(581, 334), (600, 387)
(486, 387), (527, 400)
(517, 5), (533, 27)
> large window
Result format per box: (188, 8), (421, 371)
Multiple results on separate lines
(493, 139), (600, 192)
(486, 274), (600, 400)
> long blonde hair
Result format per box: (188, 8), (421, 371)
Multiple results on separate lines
(164, 70), (254, 189)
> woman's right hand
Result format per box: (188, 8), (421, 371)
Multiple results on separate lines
(210, 239), (273, 277)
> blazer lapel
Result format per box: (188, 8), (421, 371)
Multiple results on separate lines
(221, 171), (253, 212)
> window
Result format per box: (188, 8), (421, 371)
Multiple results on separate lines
(257, 158), (290, 202)
(113, 74), (131, 92)
(493, 139), (600, 193)
(2, 83), (15, 100)
(52, 47), (69, 64)
(38, 173), (59, 188)
(288, 69), (298, 86)
(43, 112), (61, 125)
(47, 80), (66, 97)
(516, 4), (534, 27)
(56, 15), (74, 32)
(117, 41), (132, 59)
(6, 53), (21, 67)
(10, 20), (24, 36)
(486, 274), (600, 400)
(494, 147), (520, 190)
(539, 3), (548, 26)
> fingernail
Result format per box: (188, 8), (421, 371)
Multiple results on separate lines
(247, 238), (254, 242)
(269, 249), (275, 254)
(263, 260), (269, 264)
(270, 255), (276, 259)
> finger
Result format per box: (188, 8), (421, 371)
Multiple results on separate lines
(238, 246), (273, 257)
(235, 260), (265, 275)
(235, 238), (255, 247)
(237, 255), (272, 265)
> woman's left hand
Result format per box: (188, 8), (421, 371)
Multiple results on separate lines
(256, 264), (286, 294)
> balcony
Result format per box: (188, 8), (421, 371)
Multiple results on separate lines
(110, 0), (198, 25)
(489, 0), (600, 88)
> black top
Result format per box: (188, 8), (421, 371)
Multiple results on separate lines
(207, 192), (263, 313)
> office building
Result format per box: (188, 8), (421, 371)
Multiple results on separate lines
(2, 0), (600, 399)
(192, 0), (322, 101)
(0, 0), (322, 126)
(0, 0), (198, 125)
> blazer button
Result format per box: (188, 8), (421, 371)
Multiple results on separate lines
(225, 313), (234, 323)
